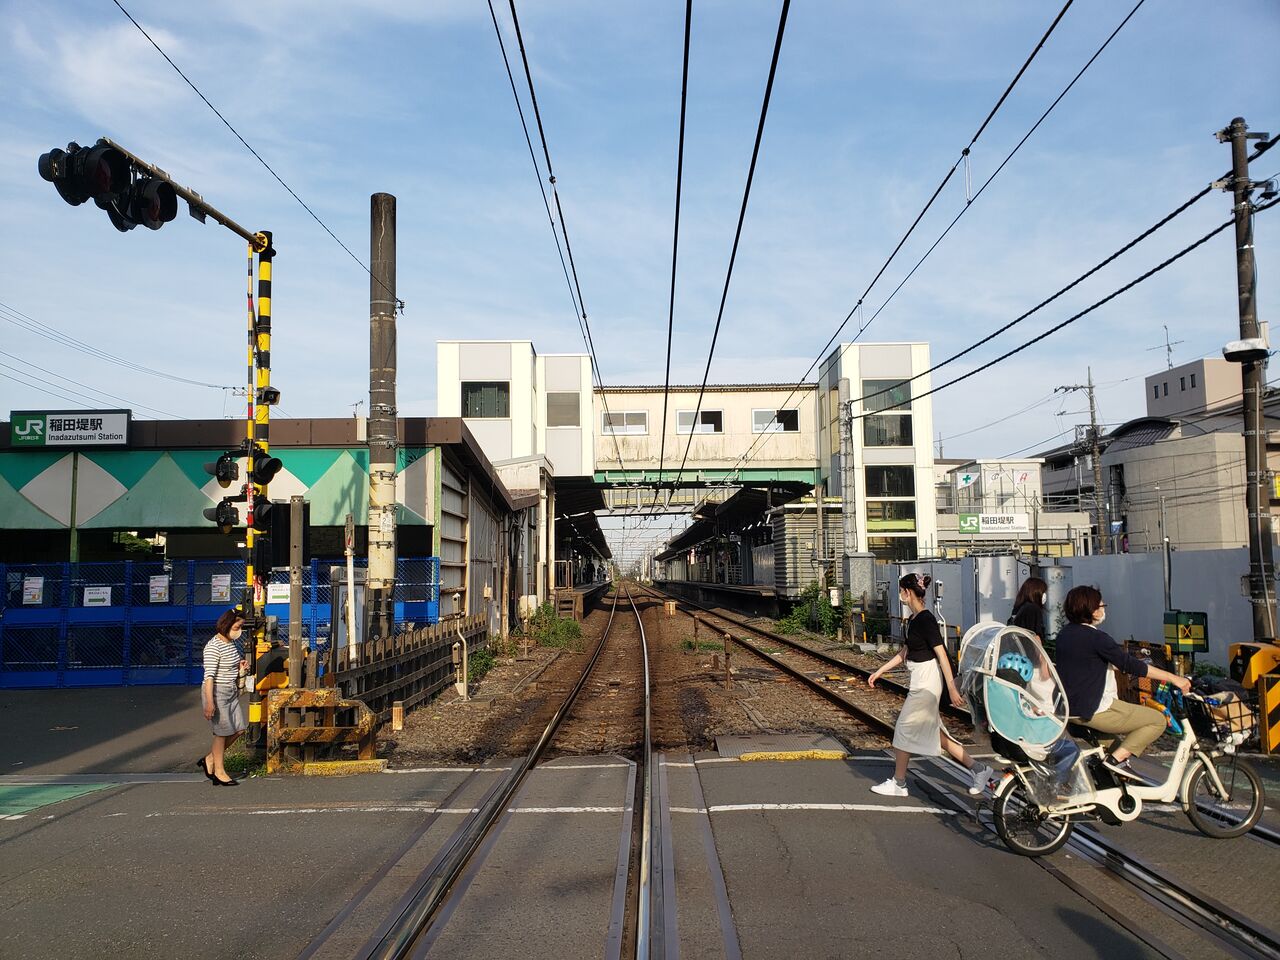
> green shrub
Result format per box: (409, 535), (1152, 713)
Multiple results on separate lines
(468, 646), (497, 682)
(527, 602), (584, 651)
(778, 581), (850, 637)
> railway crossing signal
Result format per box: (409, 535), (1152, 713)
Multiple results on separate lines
(204, 451), (240, 488)
(38, 140), (177, 232)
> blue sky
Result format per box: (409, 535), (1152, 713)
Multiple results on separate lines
(2, 0), (1277, 490)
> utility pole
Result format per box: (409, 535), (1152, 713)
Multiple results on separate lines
(1157, 487), (1172, 611)
(367, 193), (398, 641)
(838, 379), (858, 641)
(1218, 116), (1277, 642)
(1056, 369), (1108, 554)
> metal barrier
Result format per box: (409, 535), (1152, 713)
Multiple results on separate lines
(0, 558), (441, 689)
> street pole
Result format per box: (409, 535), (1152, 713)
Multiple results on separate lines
(1055, 371), (1108, 554)
(1159, 490), (1172, 612)
(367, 193), (398, 642)
(1222, 116), (1276, 642)
(245, 232), (275, 743)
(1087, 367), (1107, 555)
(838, 379), (858, 641)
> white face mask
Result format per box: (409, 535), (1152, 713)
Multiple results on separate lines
(1094, 607), (1107, 625)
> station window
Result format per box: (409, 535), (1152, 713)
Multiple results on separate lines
(1163, 382), (1168, 397)
(863, 414), (913, 447)
(868, 536), (918, 562)
(461, 381), (509, 418)
(602, 411), (647, 435)
(1153, 385), (1159, 400)
(1180, 376), (1186, 391)
(1191, 372), (1197, 388)
(752, 408), (799, 433)
(677, 410), (723, 434)
(865, 501), (917, 532)
(546, 392), (580, 427)
(864, 465), (915, 498)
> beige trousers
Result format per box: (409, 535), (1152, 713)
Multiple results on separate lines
(1083, 698), (1167, 756)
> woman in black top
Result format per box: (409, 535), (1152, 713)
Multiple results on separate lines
(867, 572), (993, 798)
(1008, 576), (1048, 642)
(1054, 585), (1189, 780)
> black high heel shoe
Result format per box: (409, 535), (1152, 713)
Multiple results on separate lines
(212, 775), (239, 787)
(196, 757), (215, 782)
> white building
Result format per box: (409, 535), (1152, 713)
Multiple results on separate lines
(817, 342), (937, 562)
(436, 341), (594, 477)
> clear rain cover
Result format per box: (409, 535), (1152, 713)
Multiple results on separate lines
(958, 621), (1069, 761)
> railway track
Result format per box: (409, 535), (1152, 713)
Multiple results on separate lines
(634, 583), (968, 739)
(301, 585), (657, 960)
(641, 585), (1279, 959)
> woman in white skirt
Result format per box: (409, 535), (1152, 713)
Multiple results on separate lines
(867, 572), (992, 798)
(199, 608), (248, 786)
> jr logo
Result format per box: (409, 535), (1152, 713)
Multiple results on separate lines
(11, 415), (45, 446)
(958, 513), (979, 534)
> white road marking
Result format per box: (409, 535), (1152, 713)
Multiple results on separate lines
(669, 803), (956, 815)
(137, 803), (628, 818)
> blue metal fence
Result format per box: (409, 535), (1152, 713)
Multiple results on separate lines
(0, 558), (440, 689)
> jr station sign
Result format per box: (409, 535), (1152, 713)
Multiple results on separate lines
(9, 409), (131, 448)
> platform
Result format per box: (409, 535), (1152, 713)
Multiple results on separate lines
(554, 580), (612, 621)
(653, 579), (778, 618)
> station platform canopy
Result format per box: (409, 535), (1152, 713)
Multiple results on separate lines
(653, 484), (806, 562)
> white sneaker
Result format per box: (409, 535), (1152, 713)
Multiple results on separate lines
(968, 765), (995, 796)
(871, 778), (908, 797)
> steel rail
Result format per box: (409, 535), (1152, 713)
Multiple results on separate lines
(363, 587), (640, 960)
(1068, 826), (1280, 959)
(629, 585), (655, 960)
(633, 584), (894, 737)
(641, 584), (970, 721)
(920, 757), (1280, 959)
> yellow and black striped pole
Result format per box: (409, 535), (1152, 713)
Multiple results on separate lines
(246, 230), (275, 739)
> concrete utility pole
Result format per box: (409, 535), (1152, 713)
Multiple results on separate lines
(1220, 117), (1276, 642)
(1056, 369), (1108, 554)
(367, 193), (398, 641)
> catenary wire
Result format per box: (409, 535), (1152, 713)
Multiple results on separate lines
(668, 0), (791, 495)
(651, 0), (694, 518)
(0, 349), (181, 418)
(494, 0), (628, 474)
(698, 1), (1133, 492)
(851, 0), (1145, 346)
(108, 0), (404, 312)
(858, 217), (1242, 420)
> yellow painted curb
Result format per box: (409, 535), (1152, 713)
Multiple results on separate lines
(737, 750), (847, 762)
(299, 759), (388, 777)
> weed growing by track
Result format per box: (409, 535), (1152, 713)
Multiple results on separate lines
(777, 582), (849, 637)
(468, 646), (497, 681)
(525, 602), (584, 651)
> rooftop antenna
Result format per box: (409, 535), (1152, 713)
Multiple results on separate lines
(1145, 324), (1185, 370)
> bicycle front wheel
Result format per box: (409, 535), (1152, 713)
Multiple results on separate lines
(993, 778), (1074, 857)
(1185, 755), (1264, 839)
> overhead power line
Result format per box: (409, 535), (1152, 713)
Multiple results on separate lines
(651, 0), (694, 517)
(700, 0), (1113, 489)
(854, 185), (1213, 414)
(669, 0), (792, 491)
(489, 0), (628, 473)
(0, 300), (231, 390)
(851, 0), (1145, 346)
(860, 213), (1264, 421)
(109, 0), (403, 311)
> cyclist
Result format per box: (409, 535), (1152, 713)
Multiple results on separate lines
(1054, 585), (1190, 780)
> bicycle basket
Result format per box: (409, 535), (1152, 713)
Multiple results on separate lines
(1185, 694), (1258, 747)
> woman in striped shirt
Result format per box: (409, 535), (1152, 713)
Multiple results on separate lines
(200, 609), (248, 786)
